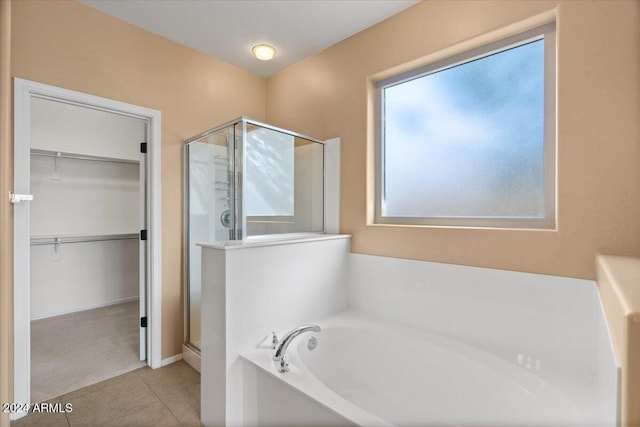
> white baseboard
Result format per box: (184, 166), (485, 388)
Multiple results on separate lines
(182, 344), (201, 373)
(30, 296), (140, 321)
(161, 353), (183, 367)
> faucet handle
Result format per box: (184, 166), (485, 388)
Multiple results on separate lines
(271, 331), (278, 349)
(278, 356), (289, 373)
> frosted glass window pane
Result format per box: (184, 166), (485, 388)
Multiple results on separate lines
(246, 126), (294, 216)
(383, 40), (545, 218)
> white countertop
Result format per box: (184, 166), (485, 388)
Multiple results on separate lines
(197, 233), (351, 250)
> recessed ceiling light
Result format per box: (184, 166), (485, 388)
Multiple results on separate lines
(252, 44), (277, 61)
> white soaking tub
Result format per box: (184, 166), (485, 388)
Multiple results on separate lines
(242, 311), (614, 427)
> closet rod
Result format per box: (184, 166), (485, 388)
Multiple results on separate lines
(30, 233), (139, 246)
(30, 149), (139, 165)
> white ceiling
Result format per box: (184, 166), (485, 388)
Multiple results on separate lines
(78, 0), (420, 78)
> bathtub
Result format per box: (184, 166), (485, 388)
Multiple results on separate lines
(242, 311), (609, 427)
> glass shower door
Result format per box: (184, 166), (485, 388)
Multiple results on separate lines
(185, 127), (233, 349)
(184, 117), (325, 352)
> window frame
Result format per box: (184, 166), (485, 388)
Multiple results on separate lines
(374, 22), (556, 229)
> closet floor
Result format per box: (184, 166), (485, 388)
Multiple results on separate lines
(31, 301), (145, 403)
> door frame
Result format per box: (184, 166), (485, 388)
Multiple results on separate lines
(12, 78), (162, 415)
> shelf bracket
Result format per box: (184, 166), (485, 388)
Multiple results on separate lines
(52, 151), (61, 180)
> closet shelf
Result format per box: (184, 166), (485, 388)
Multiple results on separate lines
(31, 149), (139, 165)
(30, 233), (139, 246)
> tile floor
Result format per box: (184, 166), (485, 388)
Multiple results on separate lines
(12, 360), (203, 427)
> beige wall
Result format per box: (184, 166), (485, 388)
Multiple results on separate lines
(266, 0), (640, 280)
(7, 0), (265, 366)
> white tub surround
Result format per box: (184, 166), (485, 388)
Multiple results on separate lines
(347, 254), (618, 425)
(201, 245), (616, 426)
(243, 310), (609, 426)
(199, 234), (351, 427)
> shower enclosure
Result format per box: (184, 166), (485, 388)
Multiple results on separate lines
(184, 117), (325, 351)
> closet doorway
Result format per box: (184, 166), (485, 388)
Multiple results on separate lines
(12, 79), (162, 413)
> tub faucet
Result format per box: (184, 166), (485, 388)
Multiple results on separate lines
(273, 324), (321, 373)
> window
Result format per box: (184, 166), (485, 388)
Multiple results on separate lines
(375, 23), (555, 228)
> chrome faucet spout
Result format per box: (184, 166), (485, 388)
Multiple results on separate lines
(273, 324), (321, 372)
